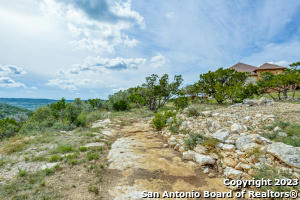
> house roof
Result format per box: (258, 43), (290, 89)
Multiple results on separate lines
(254, 63), (286, 72)
(229, 62), (257, 75)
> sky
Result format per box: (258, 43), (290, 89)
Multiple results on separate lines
(0, 0), (300, 100)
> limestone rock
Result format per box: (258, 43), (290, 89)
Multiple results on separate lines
(224, 167), (244, 179)
(182, 151), (195, 160)
(193, 153), (215, 165)
(266, 142), (300, 169)
(212, 129), (230, 142)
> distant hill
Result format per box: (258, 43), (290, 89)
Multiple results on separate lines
(0, 103), (32, 118)
(0, 98), (72, 111)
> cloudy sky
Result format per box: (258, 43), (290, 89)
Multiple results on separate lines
(0, 0), (300, 99)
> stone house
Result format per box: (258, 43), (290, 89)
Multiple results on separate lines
(229, 62), (286, 82)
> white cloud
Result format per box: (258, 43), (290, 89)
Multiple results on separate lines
(0, 65), (26, 76)
(150, 54), (167, 68)
(0, 77), (25, 88)
(47, 56), (147, 90)
(40, 0), (145, 53)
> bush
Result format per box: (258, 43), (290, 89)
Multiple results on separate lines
(184, 133), (207, 150)
(152, 110), (177, 131)
(0, 118), (24, 140)
(86, 111), (103, 125)
(262, 121), (300, 147)
(174, 97), (189, 109)
(186, 106), (200, 117)
(168, 116), (183, 134)
(254, 165), (300, 192)
(113, 100), (129, 111)
(76, 112), (87, 127)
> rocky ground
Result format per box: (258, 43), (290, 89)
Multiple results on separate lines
(0, 101), (299, 199)
(160, 99), (300, 187)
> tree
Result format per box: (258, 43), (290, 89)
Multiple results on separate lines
(289, 62), (300, 99)
(142, 74), (183, 110)
(257, 66), (300, 100)
(198, 68), (251, 104)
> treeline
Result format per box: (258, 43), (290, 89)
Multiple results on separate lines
(1, 62), (299, 140)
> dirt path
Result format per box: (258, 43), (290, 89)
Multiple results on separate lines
(101, 119), (230, 200)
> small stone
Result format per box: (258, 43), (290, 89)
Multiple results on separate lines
(203, 168), (209, 174)
(194, 153), (215, 165)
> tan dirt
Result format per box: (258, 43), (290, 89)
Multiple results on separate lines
(101, 120), (232, 200)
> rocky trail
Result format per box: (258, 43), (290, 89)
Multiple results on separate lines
(100, 119), (229, 200)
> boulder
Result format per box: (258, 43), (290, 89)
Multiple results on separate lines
(231, 123), (247, 133)
(212, 129), (230, 142)
(222, 144), (235, 151)
(266, 143), (300, 169)
(194, 145), (208, 154)
(224, 167), (244, 179)
(236, 135), (259, 152)
(182, 151), (195, 160)
(194, 153), (215, 165)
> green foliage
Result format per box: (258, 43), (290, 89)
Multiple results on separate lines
(201, 138), (219, 151)
(184, 133), (207, 150)
(168, 116), (183, 134)
(87, 152), (99, 161)
(198, 68), (256, 104)
(174, 97), (189, 109)
(85, 98), (103, 110)
(152, 110), (177, 131)
(113, 100), (129, 111)
(254, 165), (300, 192)
(257, 66), (300, 100)
(262, 121), (300, 147)
(185, 106), (200, 117)
(0, 103), (31, 119)
(0, 118), (24, 140)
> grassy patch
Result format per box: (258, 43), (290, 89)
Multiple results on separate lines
(0, 137), (29, 154)
(52, 145), (74, 154)
(262, 121), (300, 147)
(87, 152), (100, 161)
(254, 165), (300, 192)
(0, 168), (60, 199)
(49, 155), (62, 162)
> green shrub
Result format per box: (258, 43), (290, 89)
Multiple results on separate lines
(86, 111), (103, 124)
(186, 106), (200, 117)
(174, 97), (189, 109)
(202, 138), (219, 151)
(254, 165), (300, 192)
(87, 152), (99, 161)
(76, 112), (87, 127)
(168, 116), (183, 134)
(152, 110), (177, 131)
(262, 121), (300, 147)
(49, 155), (62, 162)
(112, 100), (129, 111)
(0, 118), (24, 140)
(184, 133), (207, 150)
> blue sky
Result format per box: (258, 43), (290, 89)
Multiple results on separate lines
(0, 0), (299, 99)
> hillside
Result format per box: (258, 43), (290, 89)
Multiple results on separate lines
(0, 98), (70, 111)
(0, 103), (32, 118)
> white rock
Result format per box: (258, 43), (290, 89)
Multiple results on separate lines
(273, 126), (281, 132)
(84, 142), (105, 148)
(278, 132), (287, 137)
(222, 144), (235, 151)
(194, 153), (215, 165)
(203, 168), (209, 174)
(266, 142), (300, 169)
(224, 167), (244, 179)
(231, 123), (246, 133)
(182, 151), (195, 160)
(194, 145), (207, 154)
(212, 129), (230, 142)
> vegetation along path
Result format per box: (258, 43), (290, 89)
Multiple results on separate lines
(100, 119), (229, 200)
